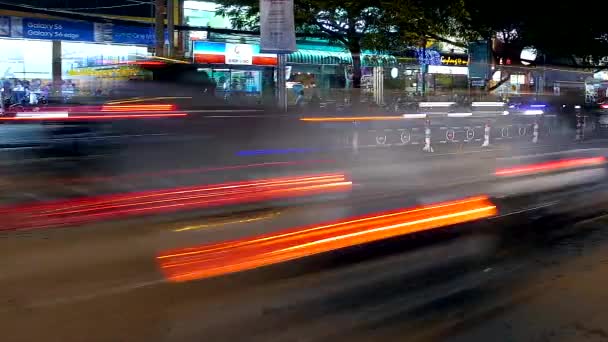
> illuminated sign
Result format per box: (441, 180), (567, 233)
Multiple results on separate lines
(428, 65), (468, 75)
(192, 41), (277, 66)
(440, 55), (468, 66)
(225, 43), (253, 65)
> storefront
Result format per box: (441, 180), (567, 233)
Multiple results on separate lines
(191, 41), (277, 96)
(425, 53), (469, 93)
(0, 15), (156, 97)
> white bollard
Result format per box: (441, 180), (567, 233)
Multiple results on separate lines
(532, 122), (539, 144)
(481, 122), (491, 147)
(422, 120), (433, 153)
(352, 130), (359, 154)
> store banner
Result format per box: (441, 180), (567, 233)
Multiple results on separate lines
(192, 41), (277, 65)
(259, 0), (297, 53)
(225, 43), (254, 65)
(440, 54), (468, 66)
(17, 18), (95, 42)
(112, 24), (160, 45)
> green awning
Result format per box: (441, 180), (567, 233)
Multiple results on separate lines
(287, 49), (397, 67)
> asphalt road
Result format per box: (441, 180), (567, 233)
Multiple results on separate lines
(2, 118), (608, 341)
(3, 195), (608, 342)
(2, 169), (608, 342)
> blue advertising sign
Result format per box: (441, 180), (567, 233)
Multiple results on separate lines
(112, 24), (157, 45)
(468, 41), (491, 80)
(20, 18), (94, 42)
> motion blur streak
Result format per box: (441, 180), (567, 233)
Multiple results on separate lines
(100, 104), (177, 112)
(0, 113), (188, 121)
(173, 210), (282, 232)
(495, 157), (606, 177)
(300, 116), (405, 122)
(106, 96), (192, 105)
(157, 196), (497, 282)
(0, 173), (351, 231)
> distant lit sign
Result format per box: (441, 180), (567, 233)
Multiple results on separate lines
(390, 67), (399, 78)
(427, 65), (468, 75)
(440, 55), (468, 66)
(112, 25), (157, 45)
(189, 30), (208, 41)
(225, 43), (254, 65)
(192, 41), (277, 66)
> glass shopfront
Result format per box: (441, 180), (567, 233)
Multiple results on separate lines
(0, 39), (52, 81)
(0, 37), (150, 99)
(63, 42), (149, 95)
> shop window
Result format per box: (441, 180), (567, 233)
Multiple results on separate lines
(62, 42), (148, 95)
(0, 38), (52, 81)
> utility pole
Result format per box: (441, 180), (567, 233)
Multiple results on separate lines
(167, 0), (175, 57)
(277, 54), (287, 111)
(155, 0), (165, 57)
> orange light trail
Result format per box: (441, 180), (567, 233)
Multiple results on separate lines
(495, 156), (606, 177)
(100, 104), (177, 112)
(0, 173), (351, 231)
(300, 116), (405, 122)
(157, 196), (497, 282)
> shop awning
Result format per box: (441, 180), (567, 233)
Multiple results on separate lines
(287, 49), (397, 67)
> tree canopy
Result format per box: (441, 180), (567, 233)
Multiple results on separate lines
(463, 0), (608, 67)
(215, 0), (468, 87)
(216, 0), (608, 69)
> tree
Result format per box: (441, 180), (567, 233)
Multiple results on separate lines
(216, 0), (467, 92)
(462, 0), (608, 67)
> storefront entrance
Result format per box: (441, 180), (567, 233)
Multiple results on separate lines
(197, 67), (262, 94)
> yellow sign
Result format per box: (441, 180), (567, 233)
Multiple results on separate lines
(67, 66), (143, 78)
(441, 56), (468, 66)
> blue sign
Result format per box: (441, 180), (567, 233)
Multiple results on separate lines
(113, 24), (156, 45)
(468, 41), (491, 80)
(21, 18), (94, 42)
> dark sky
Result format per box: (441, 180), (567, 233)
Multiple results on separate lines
(1, 0), (155, 18)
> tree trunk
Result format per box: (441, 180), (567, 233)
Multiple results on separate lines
(349, 41), (362, 110)
(351, 49), (362, 89)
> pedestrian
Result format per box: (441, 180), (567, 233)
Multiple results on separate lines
(295, 90), (305, 107)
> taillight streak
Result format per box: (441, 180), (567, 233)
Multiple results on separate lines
(0, 173), (351, 231)
(495, 156), (606, 176)
(157, 196), (497, 282)
(101, 104), (177, 112)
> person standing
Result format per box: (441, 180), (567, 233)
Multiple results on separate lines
(295, 90), (305, 107)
